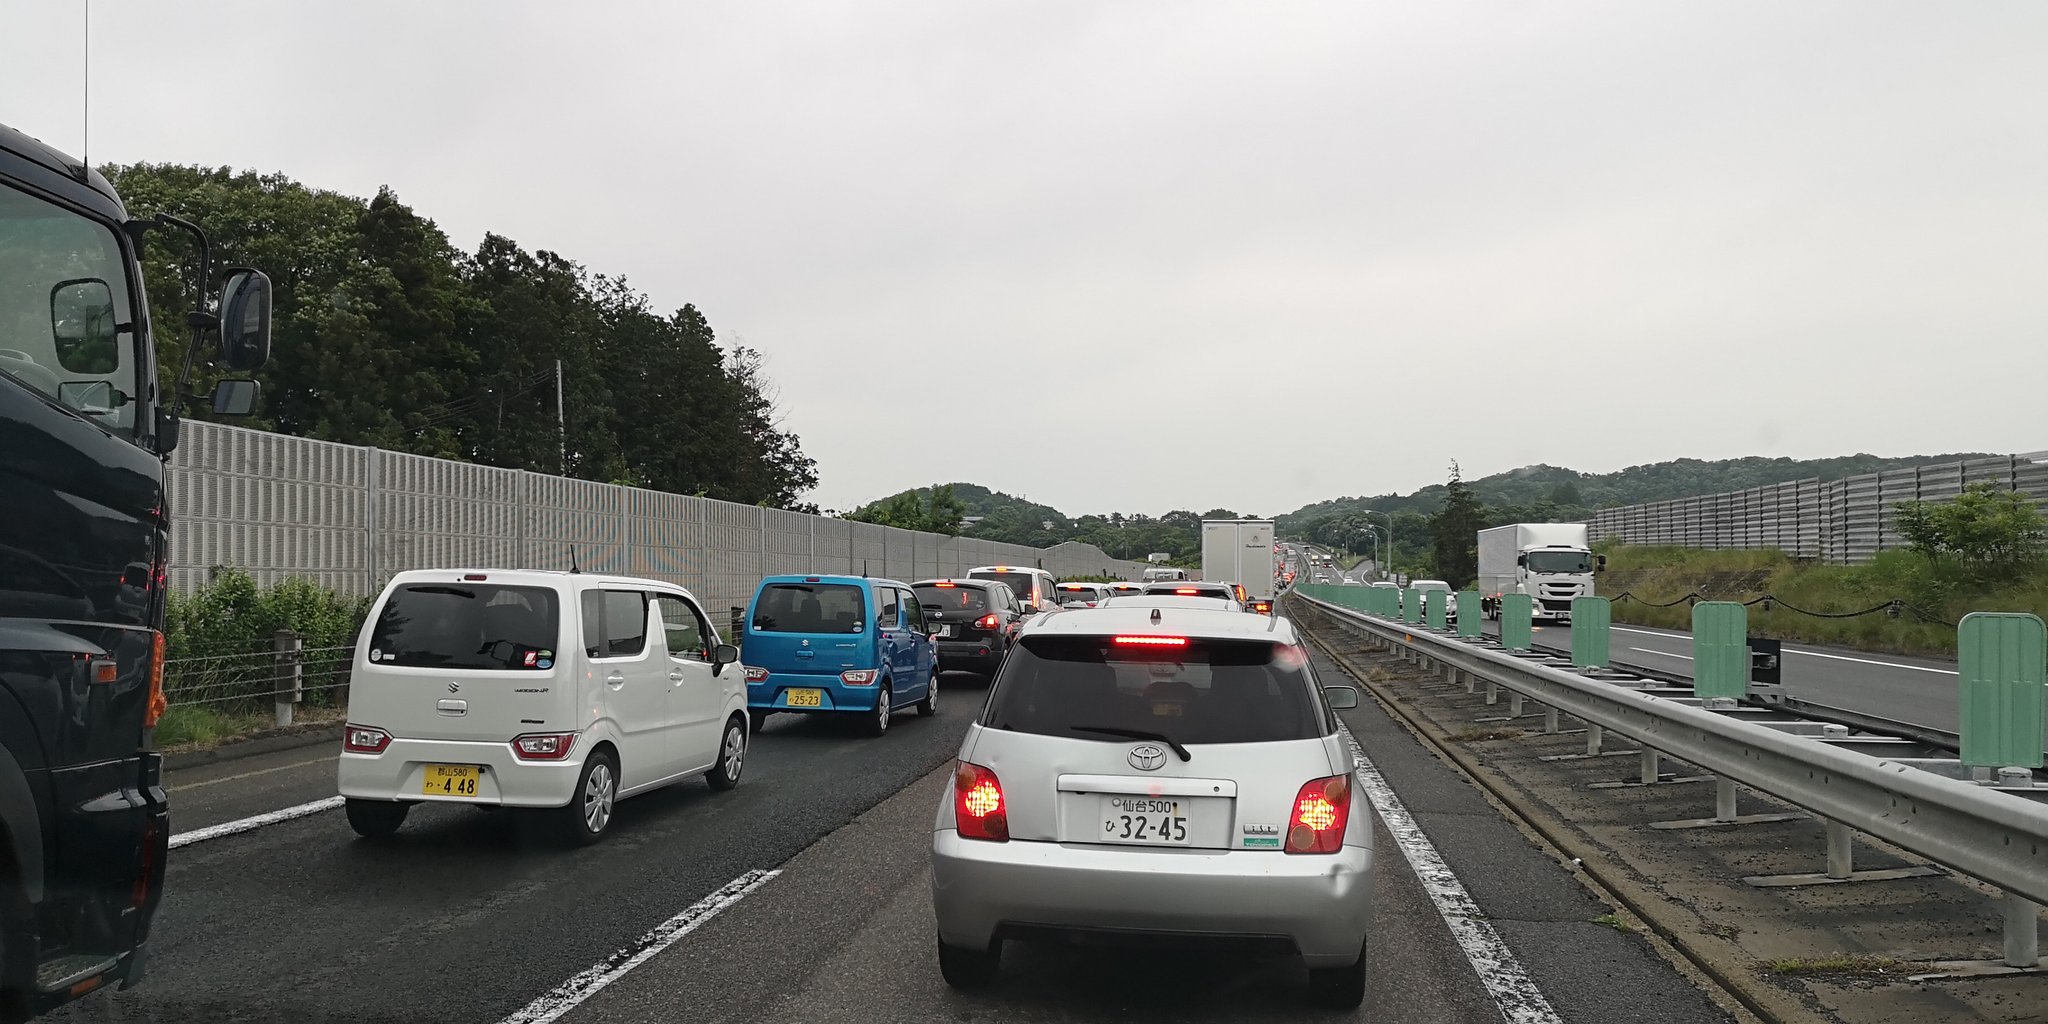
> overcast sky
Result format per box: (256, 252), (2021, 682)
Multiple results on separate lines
(7, 2), (2045, 515)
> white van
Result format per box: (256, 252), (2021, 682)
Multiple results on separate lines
(337, 569), (748, 844)
(1141, 567), (1189, 583)
(966, 566), (1061, 615)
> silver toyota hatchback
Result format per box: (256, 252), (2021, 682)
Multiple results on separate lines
(929, 606), (1373, 1007)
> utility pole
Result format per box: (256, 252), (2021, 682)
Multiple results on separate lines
(555, 359), (566, 475)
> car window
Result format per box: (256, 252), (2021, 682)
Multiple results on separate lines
(368, 583), (560, 671)
(876, 586), (899, 628)
(600, 590), (649, 658)
(983, 635), (1322, 743)
(653, 594), (710, 661)
(969, 570), (1036, 605)
(582, 590), (604, 657)
(900, 589), (925, 631)
(916, 584), (989, 613)
(753, 583), (866, 633)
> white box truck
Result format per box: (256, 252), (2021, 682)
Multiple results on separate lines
(1201, 519), (1277, 607)
(1476, 523), (1599, 623)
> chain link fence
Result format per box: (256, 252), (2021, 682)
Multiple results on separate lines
(1588, 453), (2048, 563)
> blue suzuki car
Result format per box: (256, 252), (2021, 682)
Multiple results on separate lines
(743, 575), (938, 736)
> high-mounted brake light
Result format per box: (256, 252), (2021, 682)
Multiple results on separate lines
(953, 761), (1008, 842)
(841, 669), (878, 685)
(1285, 775), (1351, 854)
(806, 576), (821, 583)
(463, 574), (488, 581)
(934, 581), (956, 588)
(511, 732), (577, 760)
(1112, 635), (1189, 647)
(343, 725), (392, 754)
(976, 614), (1000, 629)
(1174, 588), (1200, 595)
(145, 630), (166, 729)
(743, 666), (770, 683)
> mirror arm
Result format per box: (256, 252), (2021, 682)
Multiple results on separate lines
(148, 213), (214, 415)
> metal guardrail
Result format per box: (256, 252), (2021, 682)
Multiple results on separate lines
(1289, 588), (2048, 970)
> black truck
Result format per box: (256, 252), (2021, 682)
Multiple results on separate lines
(0, 122), (270, 1018)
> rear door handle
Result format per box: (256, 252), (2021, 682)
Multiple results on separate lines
(669, 669), (686, 682)
(606, 671), (626, 685)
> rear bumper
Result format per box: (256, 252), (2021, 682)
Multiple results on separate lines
(930, 832), (1372, 966)
(336, 736), (583, 808)
(935, 639), (1003, 673)
(746, 674), (886, 713)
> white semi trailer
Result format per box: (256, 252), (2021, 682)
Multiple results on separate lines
(1476, 523), (1600, 622)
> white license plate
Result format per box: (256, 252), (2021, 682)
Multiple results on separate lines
(935, 625), (953, 638)
(1099, 795), (1192, 845)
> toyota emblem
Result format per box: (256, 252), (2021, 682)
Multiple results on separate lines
(447, 681), (460, 693)
(1127, 744), (1167, 771)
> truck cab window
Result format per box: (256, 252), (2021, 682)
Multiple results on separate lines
(0, 184), (141, 433)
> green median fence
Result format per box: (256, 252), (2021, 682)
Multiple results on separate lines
(1457, 591), (1482, 638)
(1691, 602), (1748, 700)
(1374, 587), (1399, 618)
(1401, 589), (1422, 624)
(1957, 612), (2046, 770)
(1499, 593), (1533, 651)
(1571, 596), (1611, 668)
(1425, 593), (1447, 631)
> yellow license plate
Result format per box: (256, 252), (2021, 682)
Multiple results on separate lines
(786, 688), (824, 708)
(423, 763), (481, 797)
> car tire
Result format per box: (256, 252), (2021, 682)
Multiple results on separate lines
(866, 686), (892, 737)
(1306, 939), (1368, 1009)
(707, 716), (746, 792)
(917, 671), (939, 717)
(937, 935), (1001, 988)
(344, 798), (408, 839)
(559, 749), (618, 846)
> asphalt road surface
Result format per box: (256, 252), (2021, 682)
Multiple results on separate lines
(58, 653), (1740, 1024)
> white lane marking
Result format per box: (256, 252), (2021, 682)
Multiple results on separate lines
(1627, 647), (1693, 661)
(1610, 626), (1957, 676)
(496, 869), (781, 1024)
(169, 796), (344, 849)
(169, 755), (334, 792)
(1342, 730), (1565, 1024)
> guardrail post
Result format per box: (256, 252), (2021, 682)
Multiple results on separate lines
(1585, 723), (1604, 756)
(1544, 704), (1560, 734)
(1825, 819), (1854, 878)
(1714, 776), (1738, 821)
(2004, 893), (2041, 968)
(1485, 679), (1498, 705)
(273, 629), (302, 728)
(1639, 748), (1661, 785)
(1509, 692), (1525, 717)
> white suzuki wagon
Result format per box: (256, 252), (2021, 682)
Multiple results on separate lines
(338, 569), (748, 844)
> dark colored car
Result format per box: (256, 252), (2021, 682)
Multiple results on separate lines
(913, 579), (1026, 677)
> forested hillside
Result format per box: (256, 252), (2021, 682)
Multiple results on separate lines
(109, 164), (817, 509)
(846, 483), (1254, 566)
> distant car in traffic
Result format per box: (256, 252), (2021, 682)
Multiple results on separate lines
(339, 569), (749, 844)
(1104, 581), (1147, 598)
(915, 579), (1028, 678)
(1140, 580), (1245, 609)
(1412, 580), (1457, 621)
(1100, 594), (1242, 613)
(968, 566), (1062, 615)
(1055, 582), (1114, 608)
(743, 575), (938, 737)
(930, 604), (1372, 1007)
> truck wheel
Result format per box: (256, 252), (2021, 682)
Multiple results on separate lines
(345, 799), (409, 839)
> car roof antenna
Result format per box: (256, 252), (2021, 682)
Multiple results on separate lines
(569, 546), (581, 575)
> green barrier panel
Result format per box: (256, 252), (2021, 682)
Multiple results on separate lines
(1425, 593), (1447, 630)
(1375, 588), (1395, 618)
(1458, 591), (1482, 638)
(1571, 596), (1611, 668)
(1692, 602), (1748, 699)
(1499, 593), (1533, 651)
(1958, 612), (2046, 769)
(1401, 589), (1422, 624)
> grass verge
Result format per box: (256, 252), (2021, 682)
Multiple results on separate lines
(155, 705), (343, 750)
(1594, 544), (2048, 656)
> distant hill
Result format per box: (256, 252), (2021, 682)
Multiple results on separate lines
(1278, 452), (2000, 567)
(846, 483), (1253, 567)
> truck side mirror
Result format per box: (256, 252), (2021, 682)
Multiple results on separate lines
(1596, 555), (1607, 571)
(1515, 554), (1526, 567)
(211, 379), (260, 416)
(218, 268), (273, 371)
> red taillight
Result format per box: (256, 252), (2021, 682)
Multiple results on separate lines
(1111, 635), (1188, 647)
(511, 732), (576, 760)
(842, 669), (878, 685)
(1285, 775), (1352, 854)
(976, 615), (999, 629)
(744, 666), (770, 682)
(954, 761), (1007, 842)
(145, 630), (166, 729)
(343, 725), (391, 754)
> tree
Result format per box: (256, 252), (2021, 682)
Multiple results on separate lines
(1894, 486), (2045, 584)
(845, 484), (968, 535)
(1428, 461), (1485, 587)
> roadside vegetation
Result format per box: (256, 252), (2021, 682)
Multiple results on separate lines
(157, 568), (369, 748)
(1595, 486), (2047, 656)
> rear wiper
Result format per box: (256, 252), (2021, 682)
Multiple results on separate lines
(1068, 725), (1191, 762)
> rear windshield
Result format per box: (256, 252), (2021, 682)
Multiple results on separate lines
(753, 583), (866, 633)
(916, 585), (989, 613)
(982, 635), (1322, 744)
(368, 584), (561, 670)
(970, 571), (1036, 603)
